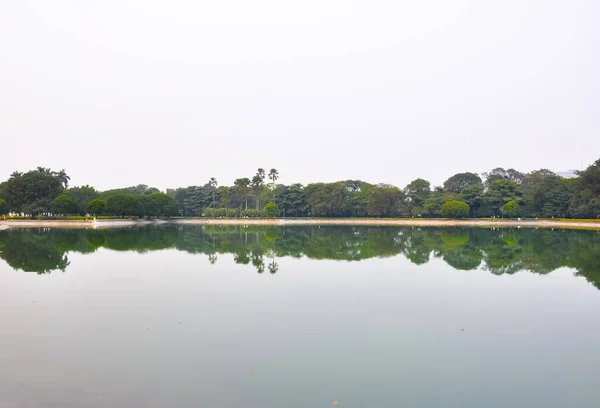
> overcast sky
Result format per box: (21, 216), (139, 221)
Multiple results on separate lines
(1, 1), (597, 190)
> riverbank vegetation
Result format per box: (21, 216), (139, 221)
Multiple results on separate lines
(0, 159), (599, 219)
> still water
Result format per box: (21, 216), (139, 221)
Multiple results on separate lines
(1, 225), (599, 407)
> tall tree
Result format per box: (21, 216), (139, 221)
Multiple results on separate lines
(443, 172), (482, 193)
(220, 187), (232, 212)
(251, 169), (266, 210)
(268, 168), (279, 202)
(460, 184), (484, 217)
(51, 194), (80, 215)
(483, 168), (524, 186)
(404, 179), (431, 216)
(569, 158), (600, 218)
(209, 177), (218, 208)
(234, 178), (251, 210)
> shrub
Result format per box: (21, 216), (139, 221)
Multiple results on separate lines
(242, 209), (264, 218)
(264, 202), (280, 218)
(501, 200), (520, 218)
(440, 200), (470, 219)
(226, 209), (240, 218)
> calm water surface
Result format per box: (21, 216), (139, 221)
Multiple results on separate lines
(1, 226), (600, 407)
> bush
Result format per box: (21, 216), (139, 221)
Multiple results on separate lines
(440, 200), (470, 219)
(226, 209), (239, 218)
(242, 209), (265, 218)
(264, 202), (280, 218)
(501, 200), (520, 218)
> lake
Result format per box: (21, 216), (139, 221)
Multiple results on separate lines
(1, 225), (600, 407)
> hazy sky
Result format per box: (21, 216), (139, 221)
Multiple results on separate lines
(1, 0), (598, 190)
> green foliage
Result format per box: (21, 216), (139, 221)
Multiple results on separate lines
(3, 227), (600, 291)
(3, 158), (600, 220)
(251, 169), (266, 210)
(440, 200), (470, 219)
(241, 209), (265, 218)
(234, 178), (251, 210)
(501, 200), (520, 217)
(86, 199), (107, 215)
(51, 194), (80, 215)
(65, 185), (99, 215)
(483, 168), (524, 185)
(0, 198), (8, 215)
(0, 167), (67, 217)
(367, 185), (405, 217)
(569, 159), (600, 218)
(405, 178), (431, 216)
(106, 194), (142, 217)
(264, 202), (280, 218)
(275, 183), (308, 217)
(100, 184), (159, 200)
(139, 192), (179, 218)
(443, 172), (482, 193)
(423, 188), (459, 217)
(485, 179), (523, 215)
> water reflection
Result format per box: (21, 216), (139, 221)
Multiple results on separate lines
(0, 226), (599, 288)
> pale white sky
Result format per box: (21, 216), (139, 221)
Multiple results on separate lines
(1, 0), (597, 190)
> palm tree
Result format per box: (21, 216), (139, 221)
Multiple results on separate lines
(258, 168), (266, 180)
(209, 177), (218, 208)
(220, 188), (232, 214)
(268, 168), (279, 202)
(251, 168), (266, 210)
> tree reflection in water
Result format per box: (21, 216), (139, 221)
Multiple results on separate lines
(0, 226), (598, 289)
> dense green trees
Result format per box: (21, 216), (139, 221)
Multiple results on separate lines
(105, 192), (178, 218)
(367, 185), (405, 217)
(568, 159), (600, 218)
(1, 158), (599, 219)
(107, 194), (143, 218)
(65, 185), (99, 215)
(443, 172), (482, 193)
(0, 167), (67, 217)
(143, 192), (179, 218)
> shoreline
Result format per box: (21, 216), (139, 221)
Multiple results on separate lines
(1, 218), (600, 230)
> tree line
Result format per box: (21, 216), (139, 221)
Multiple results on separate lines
(1, 159), (599, 219)
(1, 226), (598, 290)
